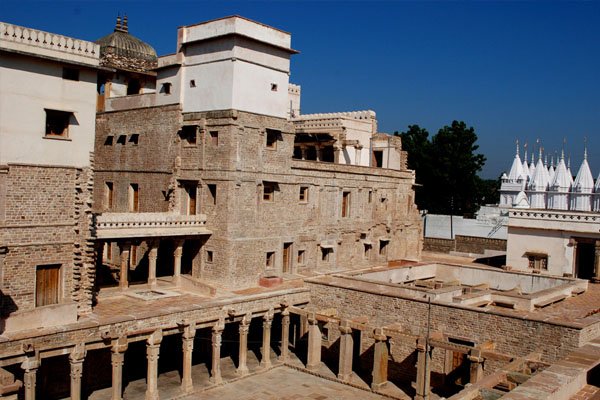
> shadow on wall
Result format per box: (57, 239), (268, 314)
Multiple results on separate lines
(0, 290), (19, 334)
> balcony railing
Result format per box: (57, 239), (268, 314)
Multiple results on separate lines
(95, 212), (210, 239)
(0, 22), (99, 66)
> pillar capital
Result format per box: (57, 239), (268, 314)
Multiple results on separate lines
(147, 329), (163, 347)
(307, 312), (318, 325)
(339, 320), (352, 335)
(373, 327), (387, 342)
(70, 343), (87, 363)
(111, 336), (129, 354)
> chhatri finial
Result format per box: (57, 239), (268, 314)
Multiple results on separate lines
(123, 14), (129, 33)
(584, 136), (588, 160)
(524, 141), (528, 160)
(115, 14), (121, 31)
(515, 139), (520, 157)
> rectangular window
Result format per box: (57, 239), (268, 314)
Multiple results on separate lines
(322, 247), (333, 262)
(182, 126), (197, 145)
(297, 250), (305, 265)
(105, 182), (114, 210)
(210, 131), (219, 146)
(190, 79), (196, 88)
(62, 67), (79, 81)
(129, 183), (139, 212)
(117, 134), (126, 145)
(341, 191), (351, 218)
(373, 150), (384, 168)
(266, 252), (275, 268)
(263, 182), (276, 202)
(104, 135), (114, 146)
(368, 190), (373, 203)
(162, 82), (172, 95)
(186, 184), (197, 215)
(35, 264), (60, 307)
(364, 243), (372, 259)
(379, 240), (389, 256)
(527, 253), (548, 270)
(206, 250), (214, 263)
(266, 129), (280, 149)
(45, 109), (71, 138)
(283, 242), (292, 273)
(299, 186), (309, 202)
(207, 184), (217, 205)
(130, 245), (137, 267)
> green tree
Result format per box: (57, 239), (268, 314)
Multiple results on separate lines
(399, 120), (486, 215)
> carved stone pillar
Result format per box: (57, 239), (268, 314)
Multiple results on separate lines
(371, 328), (388, 390)
(315, 146), (322, 162)
(111, 337), (128, 400)
(118, 243), (131, 290)
(210, 319), (224, 384)
(181, 322), (196, 393)
(237, 313), (251, 376)
(260, 310), (273, 368)
(468, 348), (484, 384)
(306, 312), (321, 370)
(300, 145), (307, 160)
(147, 240), (158, 288)
(145, 330), (162, 400)
(354, 145), (363, 166)
(21, 356), (39, 400)
(337, 320), (353, 381)
(593, 240), (600, 282)
(415, 338), (431, 400)
(173, 239), (184, 285)
(333, 145), (342, 164)
(69, 344), (86, 400)
(570, 238), (578, 277)
(279, 307), (290, 362)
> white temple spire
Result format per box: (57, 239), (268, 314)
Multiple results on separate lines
(548, 149), (570, 210)
(570, 142), (594, 212)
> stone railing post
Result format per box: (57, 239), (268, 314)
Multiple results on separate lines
(181, 321), (196, 393)
(69, 343), (86, 400)
(260, 309), (274, 368)
(337, 320), (354, 381)
(147, 240), (158, 288)
(371, 328), (389, 390)
(173, 239), (184, 285)
(306, 312), (321, 370)
(111, 337), (128, 400)
(210, 319), (225, 384)
(21, 355), (39, 400)
(468, 348), (484, 384)
(145, 330), (163, 400)
(237, 312), (251, 376)
(415, 337), (431, 400)
(118, 243), (131, 290)
(279, 306), (290, 362)
(594, 240), (600, 282)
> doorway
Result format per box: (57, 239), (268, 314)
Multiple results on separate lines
(576, 241), (595, 280)
(283, 242), (293, 274)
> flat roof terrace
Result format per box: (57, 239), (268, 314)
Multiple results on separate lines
(319, 263), (600, 326)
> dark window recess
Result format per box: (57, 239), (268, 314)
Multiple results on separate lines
(210, 131), (219, 146)
(104, 135), (114, 146)
(206, 250), (214, 263)
(266, 252), (275, 268)
(117, 135), (127, 145)
(127, 79), (141, 95)
(379, 240), (389, 256)
(190, 80), (196, 88)
(62, 67), (79, 81)
(266, 129), (281, 148)
(208, 184), (217, 205)
(128, 134), (139, 145)
(161, 82), (172, 95)
(271, 83), (278, 91)
(263, 182), (277, 201)
(293, 146), (302, 159)
(299, 186), (309, 202)
(181, 126), (197, 145)
(45, 110), (71, 137)
(373, 150), (384, 167)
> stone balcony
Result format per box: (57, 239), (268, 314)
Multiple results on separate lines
(95, 212), (211, 239)
(0, 22), (99, 66)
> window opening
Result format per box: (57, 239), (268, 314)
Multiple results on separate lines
(379, 240), (389, 256)
(181, 126), (197, 145)
(266, 129), (280, 149)
(127, 79), (141, 95)
(105, 182), (114, 209)
(206, 250), (214, 263)
(62, 67), (79, 81)
(373, 150), (384, 168)
(263, 182), (276, 202)
(210, 131), (219, 146)
(45, 109), (71, 137)
(161, 82), (171, 95)
(207, 184), (217, 205)
(341, 191), (351, 218)
(266, 252), (275, 268)
(299, 186), (309, 202)
(190, 79), (196, 88)
(129, 183), (139, 212)
(321, 247), (333, 262)
(297, 250), (305, 265)
(364, 243), (372, 259)
(117, 135), (126, 145)
(104, 135), (114, 146)
(128, 133), (139, 145)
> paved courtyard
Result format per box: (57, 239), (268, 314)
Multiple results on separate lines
(181, 367), (389, 400)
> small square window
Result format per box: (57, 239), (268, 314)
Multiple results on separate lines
(527, 253), (548, 270)
(271, 83), (278, 91)
(62, 67), (79, 81)
(299, 186), (309, 202)
(207, 184), (217, 205)
(181, 126), (197, 145)
(322, 247), (333, 262)
(128, 134), (139, 145)
(263, 182), (276, 202)
(45, 109), (71, 137)
(266, 252), (275, 268)
(206, 250), (214, 263)
(266, 129), (280, 149)
(190, 79), (196, 88)
(117, 135), (127, 145)
(210, 131), (219, 146)
(104, 135), (114, 146)
(297, 250), (305, 265)
(364, 243), (372, 259)
(162, 82), (172, 95)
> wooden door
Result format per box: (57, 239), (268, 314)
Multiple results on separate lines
(36, 264), (60, 307)
(283, 243), (292, 273)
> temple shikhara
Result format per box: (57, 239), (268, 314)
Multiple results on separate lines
(0, 15), (598, 400)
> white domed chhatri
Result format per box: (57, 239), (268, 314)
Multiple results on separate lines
(500, 140), (598, 213)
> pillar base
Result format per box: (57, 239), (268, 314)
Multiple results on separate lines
(371, 381), (388, 391)
(236, 366), (249, 376)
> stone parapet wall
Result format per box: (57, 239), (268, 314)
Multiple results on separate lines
(424, 235), (507, 255)
(423, 237), (455, 253)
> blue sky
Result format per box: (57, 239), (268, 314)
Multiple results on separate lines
(2, 1), (599, 179)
